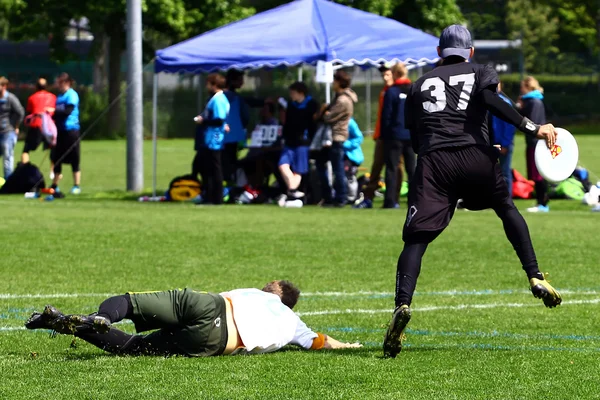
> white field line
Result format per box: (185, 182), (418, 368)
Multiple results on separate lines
(1, 288), (600, 300)
(295, 298), (600, 317)
(3, 298), (599, 332)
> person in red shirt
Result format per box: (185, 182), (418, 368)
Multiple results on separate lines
(21, 78), (56, 164)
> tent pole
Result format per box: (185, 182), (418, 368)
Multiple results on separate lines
(325, 82), (331, 104)
(366, 68), (371, 135)
(298, 66), (303, 82)
(152, 73), (158, 198)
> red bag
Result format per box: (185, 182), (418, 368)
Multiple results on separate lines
(512, 169), (534, 199)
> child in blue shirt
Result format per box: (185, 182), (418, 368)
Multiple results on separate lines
(343, 118), (364, 203)
(193, 74), (230, 205)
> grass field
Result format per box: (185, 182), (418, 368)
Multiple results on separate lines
(1, 128), (600, 399)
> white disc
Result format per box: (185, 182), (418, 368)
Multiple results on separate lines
(534, 127), (578, 184)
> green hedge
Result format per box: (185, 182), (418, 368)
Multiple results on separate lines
(499, 74), (599, 121)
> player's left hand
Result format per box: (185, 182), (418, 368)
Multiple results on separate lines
(224, 124), (230, 133)
(536, 124), (557, 149)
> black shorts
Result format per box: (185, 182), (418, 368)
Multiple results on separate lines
(51, 129), (80, 171)
(403, 146), (512, 243)
(23, 128), (46, 153)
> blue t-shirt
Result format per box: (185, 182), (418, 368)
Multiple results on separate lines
(55, 88), (80, 131)
(202, 91), (230, 150)
(223, 91), (246, 144)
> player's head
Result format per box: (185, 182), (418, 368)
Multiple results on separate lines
(521, 76), (543, 95)
(225, 69), (244, 89)
(262, 280), (301, 309)
(333, 70), (351, 92)
(56, 72), (73, 92)
(437, 24), (474, 61)
(378, 63), (394, 86)
(0, 76), (7, 95)
(206, 73), (226, 94)
(391, 62), (407, 80)
(36, 77), (48, 91)
(288, 81), (308, 102)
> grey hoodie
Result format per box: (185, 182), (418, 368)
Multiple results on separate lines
(0, 91), (24, 134)
(323, 88), (358, 142)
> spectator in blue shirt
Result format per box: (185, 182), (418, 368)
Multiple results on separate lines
(343, 118), (364, 203)
(194, 73), (230, 205)
(492, 82), (517, 198)
(51, 73), (81, 195)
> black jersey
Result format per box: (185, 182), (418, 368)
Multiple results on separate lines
(405, 62), (500, 155)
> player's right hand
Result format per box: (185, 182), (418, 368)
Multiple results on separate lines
(536, 124), (557, 149)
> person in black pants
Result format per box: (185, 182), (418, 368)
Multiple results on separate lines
(381, 63), (416, 209)
(519, 76), (550, 213)
(194, 74), (230, 205)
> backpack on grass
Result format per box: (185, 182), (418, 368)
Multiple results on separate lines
(512, 169), (534, 199)
(167, 175), (201, 201)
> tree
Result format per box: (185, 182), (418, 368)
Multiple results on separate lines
(248, 0), (464, 36)
(506, 0), (558, 73)
(392, 0), (464, 36)
(457, 0), (508, 40)
(4, 0), (255, 133)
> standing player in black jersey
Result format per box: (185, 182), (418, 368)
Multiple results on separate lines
(383, 25), (562, 358)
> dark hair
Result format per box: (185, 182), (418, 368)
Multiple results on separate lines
(57, 72), (73, 84)
(262, 280), (301, 309)
(265, 101), (275, 115)
(36, 78), (48, 91)
(206, 73), (227, 90)
(288, 81), (308, 95)
(378, 63), (391, 73)
(226, 69), (244, 85)
(334, 70), (351, 89)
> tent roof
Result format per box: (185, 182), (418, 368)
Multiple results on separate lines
(155, 0), (439, 73)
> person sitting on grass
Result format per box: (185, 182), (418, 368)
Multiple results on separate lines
(25, 280), (361, 356)
(278, 82), (319, 201)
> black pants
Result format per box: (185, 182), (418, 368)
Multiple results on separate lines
(222, 143), (238, 183)
(198, 147), (223, 204)
(51, 129), (80, 174)
(383, 139), (415, 208)
(395, 146), (540, 306)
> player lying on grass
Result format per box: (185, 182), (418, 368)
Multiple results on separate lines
(383, 25), (562, 358)
(25, 280), (361, 356)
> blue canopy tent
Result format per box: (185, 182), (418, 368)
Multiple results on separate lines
(151, 0), (439, 195)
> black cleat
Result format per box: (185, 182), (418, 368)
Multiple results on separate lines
(530, 275), (562, 308)
(383, 305), (412, 358)
(25, 305), (64, 330)
(49, 314), (112, 335)
(49, 314), (86, 335)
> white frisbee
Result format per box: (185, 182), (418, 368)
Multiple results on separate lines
(534, 127), (578, 184)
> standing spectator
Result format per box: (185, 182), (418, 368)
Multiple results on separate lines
(380, 63), (415, 209)
(0, 76), (24, 179)
(194, 73), (230, 205)
(21, 77), (56, 165)
(278, 82), (319, 200)
(492, 82), (517, 198)
(222, 70), (248, 185)
(51, 73), (81, 195)
(343, 117), (364, 203)
(520, 76), (549, 213)
(320, 70), (357, 207)
(354, 64), (394, 209)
